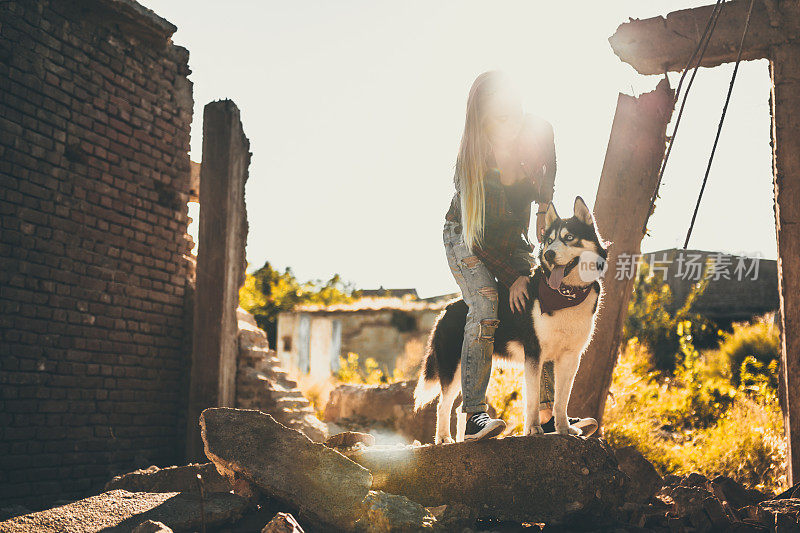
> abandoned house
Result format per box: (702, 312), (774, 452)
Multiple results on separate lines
(639, 248), (778, 325)
(276, 291), (458, 379)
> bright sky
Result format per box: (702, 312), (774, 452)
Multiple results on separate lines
(141, 1), (776, 299)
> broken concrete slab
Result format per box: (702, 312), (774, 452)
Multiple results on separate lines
(200, 407), (372, 530)
(104, 463), (232, 495)
(346, 435), (628, 524)
(0, 489), (249, 533)
(353, 491), (436, 533)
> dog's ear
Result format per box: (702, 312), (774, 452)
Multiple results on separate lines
(544, 201), (559, 230)
(574, 196), (593, 226)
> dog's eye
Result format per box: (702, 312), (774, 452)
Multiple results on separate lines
(563, 234), (574, 241)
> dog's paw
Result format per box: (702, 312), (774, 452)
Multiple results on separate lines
(555, 424), (581, 436)
(435, 436), (454, 445)
(525, 425), (544, 436)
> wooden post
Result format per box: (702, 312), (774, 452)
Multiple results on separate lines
(770, 42), (800, 485)
(567, 79), (674, 428)
(186, 100), (251, 461)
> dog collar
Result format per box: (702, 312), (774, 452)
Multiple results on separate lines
(537, 275), (593, 314)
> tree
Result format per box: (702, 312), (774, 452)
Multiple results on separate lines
(239, 261), (361, 348)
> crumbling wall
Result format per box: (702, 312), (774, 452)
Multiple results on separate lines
(0, 0), (193, 508)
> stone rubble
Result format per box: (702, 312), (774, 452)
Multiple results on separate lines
(236, 308), (329, 443)
(6, 402), (797, 533)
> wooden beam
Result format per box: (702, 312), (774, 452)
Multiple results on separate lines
(609, 0), (798, 75)
(770, 41), (800, 486)
(567, 79), (675, 427)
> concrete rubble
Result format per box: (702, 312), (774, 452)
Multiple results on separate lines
(5, 405), (798, 532)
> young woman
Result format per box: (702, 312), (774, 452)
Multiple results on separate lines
(443, 70), (597, 441)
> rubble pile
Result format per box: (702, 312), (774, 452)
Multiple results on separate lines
(3, 405), (798, 532)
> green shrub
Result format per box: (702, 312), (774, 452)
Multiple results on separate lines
(717, 315), (780, 388)
(335, 352), (403, 385)
(623, 259), (722, 373)
(604, 325), (788, 494)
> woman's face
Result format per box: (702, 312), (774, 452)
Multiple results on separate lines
(483, 87), (523, 149)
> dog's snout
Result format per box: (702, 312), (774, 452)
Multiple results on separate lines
(544, 250), (555, 263)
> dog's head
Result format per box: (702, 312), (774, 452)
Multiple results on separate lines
(538, 196), (610, 289)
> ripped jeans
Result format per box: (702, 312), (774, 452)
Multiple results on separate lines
(443, 219), (554, 413)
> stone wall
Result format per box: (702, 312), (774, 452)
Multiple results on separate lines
(0, 0), (193, 508)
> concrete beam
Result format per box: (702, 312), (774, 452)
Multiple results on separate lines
(568, 79), (675, 427)
(770, 41), (800, 485)
(609, 0), (798, 75)
(186, 100), (251, 461)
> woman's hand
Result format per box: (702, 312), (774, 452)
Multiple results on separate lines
(510, 276), (530, 314)
(536, 212), (547, 243)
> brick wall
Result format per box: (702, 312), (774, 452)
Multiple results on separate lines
(0, 0), (194, 509)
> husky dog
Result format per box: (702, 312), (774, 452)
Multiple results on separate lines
(414, 196), (609, 443)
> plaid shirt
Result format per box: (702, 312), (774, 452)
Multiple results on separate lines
(445, 115), (556, 288)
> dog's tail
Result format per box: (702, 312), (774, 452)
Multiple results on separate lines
(413, 337), (441, 412)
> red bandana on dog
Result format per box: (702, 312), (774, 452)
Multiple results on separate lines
(537, 275), (593, 314)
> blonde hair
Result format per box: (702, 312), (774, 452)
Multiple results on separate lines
(455, 70), (515, 253)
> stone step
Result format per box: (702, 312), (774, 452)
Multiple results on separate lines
(270, 388), (306, 399)
(239, 346), (272, 360)
(275, 397), (312, 410)
(276, 406), (317, 417)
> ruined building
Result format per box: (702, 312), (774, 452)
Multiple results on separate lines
(1, 0), (195, 508)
